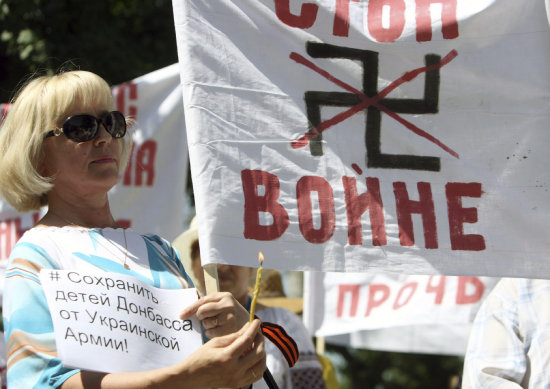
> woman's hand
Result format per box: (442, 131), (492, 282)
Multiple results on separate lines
(180, 292), (250, 339)
(172, 319), (266, 389)
(61, 319), (266, 389)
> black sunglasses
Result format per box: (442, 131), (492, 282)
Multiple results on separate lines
(44, 111), (127, 142)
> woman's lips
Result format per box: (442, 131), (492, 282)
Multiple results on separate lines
(92, 155), (116, 164)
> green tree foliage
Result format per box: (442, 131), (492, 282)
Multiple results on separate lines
(327, 344), (463, 389)
(0, 0), (178, 102)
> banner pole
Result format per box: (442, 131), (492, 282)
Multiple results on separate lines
(203, 263), (220, 294)
(316, 336), (326, 355)
(202, 263), (221, 389)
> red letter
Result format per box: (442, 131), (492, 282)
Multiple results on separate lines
(114, 82), (138, 117)
(0, 104), (11, 125)
(273, 0), (318, 29)
(0, 220), (13, 260)
(416, 0), (458, 42)
(135, 140), (156, 186)
(393, 281), (418, 309)
(343, 177), (386, 246)
(456, 277), (484, 304)
(368, 0), (406, 43)
(241, 169), (289, 241)
(333, 0), (360, 37)
(365, 284), (390, 317)
(337, 284), (360, 317)
(394, 182), (438, 248)
(426, 275), (446, 304)
(123, 143), (135, 186)
(446, 182), (485, 251)
(296, 176), (335, 243)
(116, 219), (132, 229)
(14, 213), (40, 241)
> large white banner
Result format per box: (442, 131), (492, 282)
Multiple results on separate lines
(173, 0), (550, 277)
(303, 272), (499, 355)
(0, 64), (188, 262)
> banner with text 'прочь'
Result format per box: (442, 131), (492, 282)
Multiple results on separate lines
(173, 0), (550, 277)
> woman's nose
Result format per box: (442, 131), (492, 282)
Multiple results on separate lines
(94, 124), (112, 144)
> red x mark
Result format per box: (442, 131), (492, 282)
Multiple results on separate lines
(290, 50), (459, 159)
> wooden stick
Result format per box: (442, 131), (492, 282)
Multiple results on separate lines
(202, 263), (221, 389)
(203, 262), (220, 295)
(316, 336), (326, 355)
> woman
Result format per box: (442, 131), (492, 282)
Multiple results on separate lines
(0, 70), (265, 388)
(173, 217), (328, 389)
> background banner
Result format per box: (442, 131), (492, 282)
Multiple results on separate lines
(303, 272), (499, 355)
(0, 63), (189, 268)
(321, 324), (473, 356)
(173, 0), (550, 277)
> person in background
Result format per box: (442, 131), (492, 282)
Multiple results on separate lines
(462, 278), (550, 388)
(0, 70), (265, 388)
(173, 216), (328, 389)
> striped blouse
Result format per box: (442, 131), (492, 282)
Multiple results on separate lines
(3, 226), (193, 388)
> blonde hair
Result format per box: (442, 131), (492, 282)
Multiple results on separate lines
(0, 70), (132, 212)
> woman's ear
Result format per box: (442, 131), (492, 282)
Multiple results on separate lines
(37, 142), (54, 177)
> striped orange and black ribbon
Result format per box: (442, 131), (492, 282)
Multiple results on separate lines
(260, 321), (299, 367)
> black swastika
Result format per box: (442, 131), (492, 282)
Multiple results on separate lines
(303, 41), (443, 172)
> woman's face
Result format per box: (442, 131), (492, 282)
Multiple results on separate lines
(216, 264), (254, 305)
(40, 103), (122, 201)
(192, 252), (254, 305)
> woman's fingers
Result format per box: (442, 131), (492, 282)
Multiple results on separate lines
(179, 291), (231, 319)
(194, 292), (237, 321)
(202, 315), (219, 330)
(219, 319), (266, 384)
(238, 322), (267, 384)
(179, 319), (266, 388)
(180, 291), (249, 338)
(213, 319), (262, 355)
(179, 299), (200, 319)
(178, 294), (214, 318)
(239, 326), (266, 367)
(247, 357), (267, 384)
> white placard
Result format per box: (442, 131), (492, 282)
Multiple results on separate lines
(40, 270), (202, 373)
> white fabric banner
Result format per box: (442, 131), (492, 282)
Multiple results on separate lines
(173, 0), (550, 277)
(0, 64), (188, 263)
(303, 272), (498, 355)
(323, 325), (472, 356)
